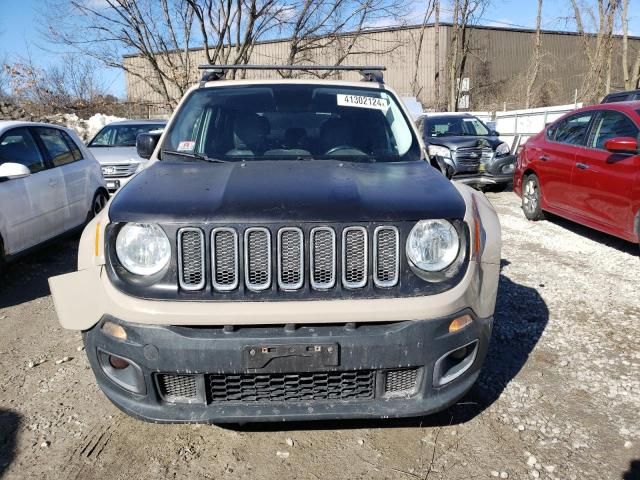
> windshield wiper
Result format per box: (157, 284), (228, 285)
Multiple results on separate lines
(162, 150), (228, 163)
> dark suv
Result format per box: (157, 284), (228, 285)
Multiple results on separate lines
(49, 66), (501, 424)
(601, 90), (640, 103)
(417, 113), (516, 189)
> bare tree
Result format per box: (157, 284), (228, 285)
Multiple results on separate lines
(525, 0), (543, 108)
(446, 0), (489, 111)
(433, 0), (441, 110)
(186, 0), (289, 79)
(5, 54), (108, 114)
(44, 0), (198, 109)
(569, 0), (620, 103)
(621, 0), (640, 89)
(278, 0), (408, 79)
(410, 1), (435, 100)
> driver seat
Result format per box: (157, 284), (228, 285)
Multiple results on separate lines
(318, 118), (354, 155)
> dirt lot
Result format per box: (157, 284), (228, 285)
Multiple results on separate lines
(0, 191), (638, 480)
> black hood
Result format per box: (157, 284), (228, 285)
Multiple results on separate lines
(109, 160), (466, 223)
(426, 135), (503, 151)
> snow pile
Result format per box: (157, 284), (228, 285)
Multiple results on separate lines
(52, 113), (126, 142)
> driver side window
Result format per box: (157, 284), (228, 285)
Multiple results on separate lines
(589, 110), (639, 150)
(0, 128), (46, 173)
(552, 113), (593, 146)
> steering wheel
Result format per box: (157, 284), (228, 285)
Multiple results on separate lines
(324, 145), (367, 156)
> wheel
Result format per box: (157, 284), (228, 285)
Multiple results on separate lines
(522, 174), (545, 221)
(89, 190), (109, 220)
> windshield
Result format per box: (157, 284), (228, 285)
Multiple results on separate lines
(89, 124), (166, 147)
(161, 84), (421, 163)
(423, 115), (491, 137)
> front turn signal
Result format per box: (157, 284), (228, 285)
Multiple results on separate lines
(449, 314), (473, 333)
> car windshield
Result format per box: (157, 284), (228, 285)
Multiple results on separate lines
(161, 84), (421, 163)
(423, 115), (491, 137)
(89, 124), (165, 147)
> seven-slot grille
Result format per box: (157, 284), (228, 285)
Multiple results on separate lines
(177, 225), (400, 292)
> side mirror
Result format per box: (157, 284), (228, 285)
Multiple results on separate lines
(604, 137), (638, 154)
(136, 132), (162, 160)
(491, 130), (500, 137)
(0, 162), (30, 180)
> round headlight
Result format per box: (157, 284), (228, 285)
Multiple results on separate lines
(406, 220), (460, 272)
(115, 223), (171, 276)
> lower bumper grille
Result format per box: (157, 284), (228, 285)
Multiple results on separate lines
(207, 371), (375, 403)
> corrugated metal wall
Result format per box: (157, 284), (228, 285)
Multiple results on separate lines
(123, 25), (640, 112)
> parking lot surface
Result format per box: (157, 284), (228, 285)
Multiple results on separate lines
(0, 191), (638, 480)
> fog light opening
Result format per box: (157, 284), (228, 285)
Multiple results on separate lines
(433, 340), (479, 387)
(109, 355), (130, 370)
(448, 314), (473, 333)
(101, 321), (128, 341)
(97, 349), (146, 395)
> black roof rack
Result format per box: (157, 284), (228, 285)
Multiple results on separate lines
(197, 64), (386, 86)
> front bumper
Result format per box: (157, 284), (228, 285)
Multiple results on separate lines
(84, 311), (492, 423)
(454, 154), (516, 187)
(104, 175), (134, 194)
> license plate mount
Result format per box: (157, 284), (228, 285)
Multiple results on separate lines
(243, 343), (339, 372)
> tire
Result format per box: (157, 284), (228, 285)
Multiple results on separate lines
(88, 189), (109, 220)
(522, 174), (545, 221)
(0, 236), (5, 275)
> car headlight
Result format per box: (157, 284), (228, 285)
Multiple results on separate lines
(115, 223), (171, 276)
(406, 220), (460, 272)
(496, 142), (510, 156)
(427, 145), (451, 158)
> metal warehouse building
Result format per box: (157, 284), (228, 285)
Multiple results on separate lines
(124, 23), (640, 112)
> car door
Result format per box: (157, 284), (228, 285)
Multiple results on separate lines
(32, 127), (89, 231)
(536, 111), (595, 212)
(0, 127), (66, 254)
(571, 109), (639, 231)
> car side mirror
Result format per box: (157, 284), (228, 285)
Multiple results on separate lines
(0, 162), (30, 180)
(491, 130), (500, 137)
(136, 132), (162, 160)
(604, 137), (638, 154)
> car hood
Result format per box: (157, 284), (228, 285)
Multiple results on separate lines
(426, 136), (503, 151)
(88, 146), (142, 165)
(109, 160), (466, 223)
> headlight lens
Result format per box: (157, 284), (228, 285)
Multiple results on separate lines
(427, 145), (452, 158)
(406, 220), (460, 272)
(115, 223), (171, 276)
(496, 142), (510, 156)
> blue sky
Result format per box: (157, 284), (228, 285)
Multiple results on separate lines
(1, 0), (639, 99)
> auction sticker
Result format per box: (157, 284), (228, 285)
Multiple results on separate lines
(177, 140), (195, 151)
(337, 94), (389, 111)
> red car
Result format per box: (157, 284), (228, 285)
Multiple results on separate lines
(514, 101), (640, 246)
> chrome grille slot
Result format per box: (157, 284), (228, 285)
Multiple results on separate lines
(374, 226), (399, 287)
(211, 228), (239, 291)
(244, 227), (272, 291)
(310, 227), (336, 290)
(342, 227), (368, 289)
(177, 228), (205, 290)
(277, 228), (304, 290)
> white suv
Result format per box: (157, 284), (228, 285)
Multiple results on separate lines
(0, 121), (107, 266)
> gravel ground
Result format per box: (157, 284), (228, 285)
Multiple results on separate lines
(0, 191), (638, 480)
